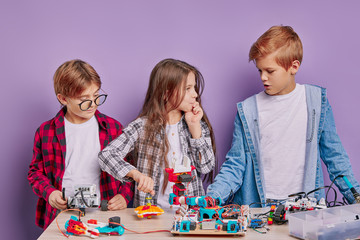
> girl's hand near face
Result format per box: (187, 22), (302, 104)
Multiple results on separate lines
(185, 102), (203, 124)
(185, 102), (203, 139)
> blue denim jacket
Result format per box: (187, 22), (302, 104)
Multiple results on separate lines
(208, 84), (360, 207)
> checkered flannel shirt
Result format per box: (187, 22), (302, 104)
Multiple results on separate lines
(99, 116), (215, 207)
(28, 108), (134, 229)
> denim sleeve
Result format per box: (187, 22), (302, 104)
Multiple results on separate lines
(207, 113), (246, 202)
(319, 98), (360, 203)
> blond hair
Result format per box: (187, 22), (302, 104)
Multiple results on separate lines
(54, 59), (101, 98)
(249, 26), (303, 70)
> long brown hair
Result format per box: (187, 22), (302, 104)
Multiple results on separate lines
(138, 58), (216, 193)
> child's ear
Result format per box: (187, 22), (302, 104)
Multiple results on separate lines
(57, 94), (68, 106)
(290, 60), (300, 75)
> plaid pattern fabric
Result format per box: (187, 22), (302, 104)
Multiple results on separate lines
(28, 108), (134, 229)
(99, 116), (215, 207)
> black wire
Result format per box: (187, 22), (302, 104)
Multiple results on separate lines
(307, 186), (332, 197)
(288, 192), (306, 198)
(249, 202), (267, 207)
(68, 190), (81, 207)
(224, 190), (235, 205)
(327, 200), (345, 207)
(253, 211), (271, 220)
(80, 190), (91, 208)
(249, 175), (349, 213)
(326, 177), (337, 204)
(325, 175), (346, 207)
(300, 174), (348, 208)
(306, 185), (338, 207)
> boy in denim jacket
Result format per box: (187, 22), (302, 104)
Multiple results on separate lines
(208, 26), (359, 207)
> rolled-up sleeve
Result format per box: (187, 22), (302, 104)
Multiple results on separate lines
(99, 119), (143, 181)
(190, 120), (215, 174)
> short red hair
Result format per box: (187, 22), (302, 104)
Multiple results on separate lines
(53, 59), (101, 98)
(249, 26), (303, 70)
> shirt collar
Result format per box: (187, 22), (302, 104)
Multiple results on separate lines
(54, 107), (107, 130)
(94, 110), (108, 130)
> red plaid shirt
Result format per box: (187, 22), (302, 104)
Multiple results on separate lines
(28, 108), (134, 229)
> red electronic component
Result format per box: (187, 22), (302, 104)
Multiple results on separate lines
(87, 219), (97, 224)
(173, 183), (186, 196)
(165, 166), (196, 183)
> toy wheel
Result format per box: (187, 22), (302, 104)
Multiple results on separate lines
(100, 200), (108, 211)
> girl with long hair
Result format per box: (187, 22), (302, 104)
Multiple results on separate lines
(99, 58), (216, 208)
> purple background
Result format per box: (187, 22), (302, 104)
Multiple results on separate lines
(1, 1), (359, 239)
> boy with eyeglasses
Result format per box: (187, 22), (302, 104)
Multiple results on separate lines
(28, 59), (133, 229)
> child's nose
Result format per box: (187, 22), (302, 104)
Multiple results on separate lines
(89, 100), (95, 108)
(261, 72), (268, 81)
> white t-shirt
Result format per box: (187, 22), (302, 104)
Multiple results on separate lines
(157, 122), (183, 209)
(62, 116), (101, 198)
(256, 84), (307, 200)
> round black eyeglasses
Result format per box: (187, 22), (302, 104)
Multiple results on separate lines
(78, 94), (108, 111)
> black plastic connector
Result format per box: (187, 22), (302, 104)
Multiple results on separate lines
(109, 216), (121, 228)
